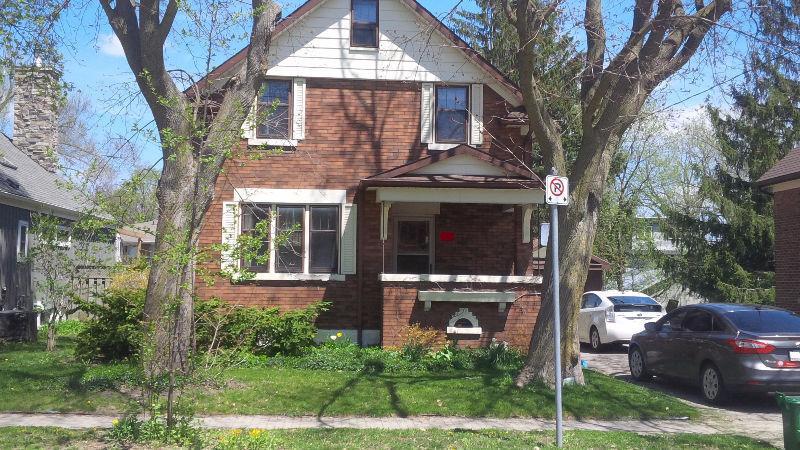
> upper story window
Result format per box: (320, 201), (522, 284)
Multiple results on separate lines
(435, 85), (469, 143)
(351, 0), (379, 48)
(257, 79), (292, 139)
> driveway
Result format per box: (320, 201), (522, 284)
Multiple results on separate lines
(582, 345), (784, 448)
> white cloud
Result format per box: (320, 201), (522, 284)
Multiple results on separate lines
(98, 34), (125, 57)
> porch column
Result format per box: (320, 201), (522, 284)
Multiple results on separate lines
(380, 201), (392, 241)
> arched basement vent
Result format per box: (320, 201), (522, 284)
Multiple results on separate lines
(446, 308), (482, 335)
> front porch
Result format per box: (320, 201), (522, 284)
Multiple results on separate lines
(360, 146), (546, 349)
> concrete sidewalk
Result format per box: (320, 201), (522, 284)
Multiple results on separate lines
(0, 412), (716, 434)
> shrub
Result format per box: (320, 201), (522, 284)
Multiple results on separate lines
(195, 298), (329, 357)
(397, 324), (445, 361)
(74, 288), (145, 362)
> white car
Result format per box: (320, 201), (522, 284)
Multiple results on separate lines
(578, 290), (665, 351)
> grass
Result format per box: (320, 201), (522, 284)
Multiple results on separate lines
(0, 427), (777, 449)
(0, 335), (695, 420)
(0, 337), (133, 413)
(189, 366), (697, 419)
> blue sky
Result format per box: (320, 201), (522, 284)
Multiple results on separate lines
(34, 0), (751, 172)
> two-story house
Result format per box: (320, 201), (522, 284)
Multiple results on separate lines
(196, 0), (599, 349)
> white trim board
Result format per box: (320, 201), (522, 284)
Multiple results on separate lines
(766, 178), (800, 193)
(251, 273), (346, 282)
(372, 187), (544, 205)
(381, 274), (542, 284)
(234, 188), (347, 204)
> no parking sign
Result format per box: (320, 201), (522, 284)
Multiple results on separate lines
(545, 175), (569, 205)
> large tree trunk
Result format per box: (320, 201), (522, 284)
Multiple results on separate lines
(516, 135), (617, 388)
(142, 153), (209, 377)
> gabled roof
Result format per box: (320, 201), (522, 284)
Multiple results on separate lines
(363, 145), (543, 189)
(195, 0), (522, 103)
(0, 133), (89, 217)
(757, 147), (800, 188)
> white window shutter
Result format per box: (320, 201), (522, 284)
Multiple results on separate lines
(470, 84), (484, 146)
(221, 202), (241, 273)
(293, 78), (306, 140)
(340, 204), (357, 275)
(420, 83), (434, 144)
(241, 99), (257, 139)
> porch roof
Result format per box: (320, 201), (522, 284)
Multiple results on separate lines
(362, 145), (544, 191)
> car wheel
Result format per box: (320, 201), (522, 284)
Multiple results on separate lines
(628, 346), (651, 381)
(700, 363), (727, 404)
(590, 326), (602, 352)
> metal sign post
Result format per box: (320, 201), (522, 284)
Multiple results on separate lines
(545, 170), (568, 448)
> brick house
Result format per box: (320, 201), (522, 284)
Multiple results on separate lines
(758, 147), (800, 312)
(196, 0), (604, 349)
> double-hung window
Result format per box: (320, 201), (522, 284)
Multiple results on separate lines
(435, 86), (469, 143)
(351, 0), (378, 48)
(241, 204), (339, 275)
(256, 79), (292, 139)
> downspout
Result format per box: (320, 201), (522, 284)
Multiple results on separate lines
(356, 186), (365, 346)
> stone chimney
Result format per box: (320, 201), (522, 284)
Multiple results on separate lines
(13, 64), (60, 172)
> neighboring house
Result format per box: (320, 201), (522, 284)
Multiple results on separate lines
(757, 147), (800, 313)
(195, 0), (599, 349)
(0, 66), (115, 340)
(624, 217), (705, 310)
(117, 220), (157, 262)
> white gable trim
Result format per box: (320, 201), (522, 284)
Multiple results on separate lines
(215, 0), (522, 106)
(409, 154), (508, 177)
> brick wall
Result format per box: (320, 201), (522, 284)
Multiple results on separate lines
(196, 78), (532, 339)
(774, 187), (800, 312)
(382, 282), (541, 350)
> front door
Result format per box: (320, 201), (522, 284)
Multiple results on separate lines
(395, 218), (433, 274)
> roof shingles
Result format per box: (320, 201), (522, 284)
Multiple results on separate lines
(757, 147), (800, 187)
(0, 133), (89, 215)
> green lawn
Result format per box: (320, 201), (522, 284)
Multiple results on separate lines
(0, 337), (696, 420)
(189, 366), (696, 419)
(0, 427), (777, 449)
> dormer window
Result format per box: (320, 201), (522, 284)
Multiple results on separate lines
(351, 0), (378, 48)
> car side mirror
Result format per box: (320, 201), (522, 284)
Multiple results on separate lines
(644, 322), (658, 332)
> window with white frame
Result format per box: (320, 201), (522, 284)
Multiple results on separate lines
(435, 85), (469, 143)
(256, 79), (292, 139)
(421, 83), (483, 148)
(241, 204), (339, 274)
(17, 220), (28, 258)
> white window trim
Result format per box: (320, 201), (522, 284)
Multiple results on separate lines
(244, 202), (345, 280)
(242, 78), (305, 148)
(427, 143), (460, 151)
(235, 188), (347, 205)
(17, 220), (29, 258)
(246, 138), (299, 147)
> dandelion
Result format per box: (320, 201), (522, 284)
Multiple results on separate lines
(336, 332), (343, 338)
(249, 428), (263, 438)
(232, 428), (242, 436)
(112, 419), (120, 427)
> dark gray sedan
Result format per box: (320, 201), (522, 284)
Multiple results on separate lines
(628, 303), (800, 403)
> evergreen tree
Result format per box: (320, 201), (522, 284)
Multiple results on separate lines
(449, 0), (582, 172)
(659, 0), (800, 303)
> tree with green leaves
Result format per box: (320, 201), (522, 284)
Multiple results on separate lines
(501, 0), (732, 387)
(659, 0), (800, 304)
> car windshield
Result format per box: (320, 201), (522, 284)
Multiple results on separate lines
(725, 309), (800, 333)
(608, 295), (661, 313)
